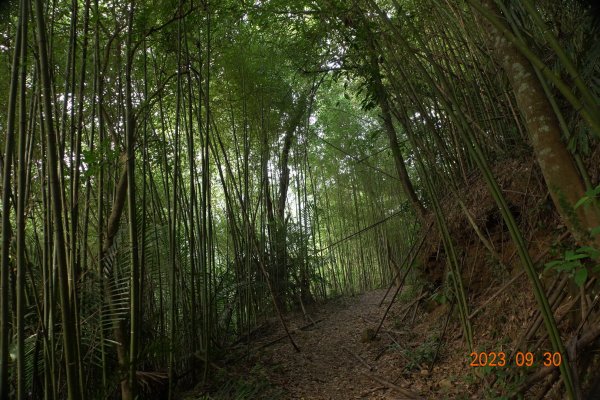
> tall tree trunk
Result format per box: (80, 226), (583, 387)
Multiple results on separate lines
(478, 0), (600, 246)
(367, 47), (427, 223)
(101, 167), (132, 400)
(33, 0), (82, 397)
(380, 93), (426, 222)
(16, 0), (29, 397)
(124, 2), (140, 396)
(270, 93), (308, 310)
(1, 0), (24, 396)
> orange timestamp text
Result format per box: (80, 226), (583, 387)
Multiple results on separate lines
(469, 351), (562, 367)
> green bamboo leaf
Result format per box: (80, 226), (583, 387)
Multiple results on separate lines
(574, 196), (589, 209)
(574, 268), (588, 288)
(564, 250), (587, 261)
(545, 260), (561, 270)
(576, 246), (600, 259)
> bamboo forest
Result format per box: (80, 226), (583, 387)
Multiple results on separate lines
(2, 0), (600, 398)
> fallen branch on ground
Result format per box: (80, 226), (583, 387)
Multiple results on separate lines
(342, 346), (372, 371)
(360, 371), (424, 400)
(257, 318), (323, 350)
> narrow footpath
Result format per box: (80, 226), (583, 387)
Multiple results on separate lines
(250, 288), (471, 399)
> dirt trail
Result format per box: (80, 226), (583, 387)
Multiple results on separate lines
(251, 288), (470, 399)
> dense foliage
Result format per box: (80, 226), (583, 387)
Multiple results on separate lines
(0, 0), (599, 399)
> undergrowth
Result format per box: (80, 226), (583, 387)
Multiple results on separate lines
(185, 364), (285, 400)
(401, 331), (442, 371)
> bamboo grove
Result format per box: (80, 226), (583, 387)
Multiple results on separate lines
(1, 0), (599, 399)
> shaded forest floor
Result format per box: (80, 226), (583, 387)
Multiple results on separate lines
(187, 287), (480, 399)
(249, 288), (470, 399)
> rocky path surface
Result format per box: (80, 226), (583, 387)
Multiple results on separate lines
(250, 288), (470, 399)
